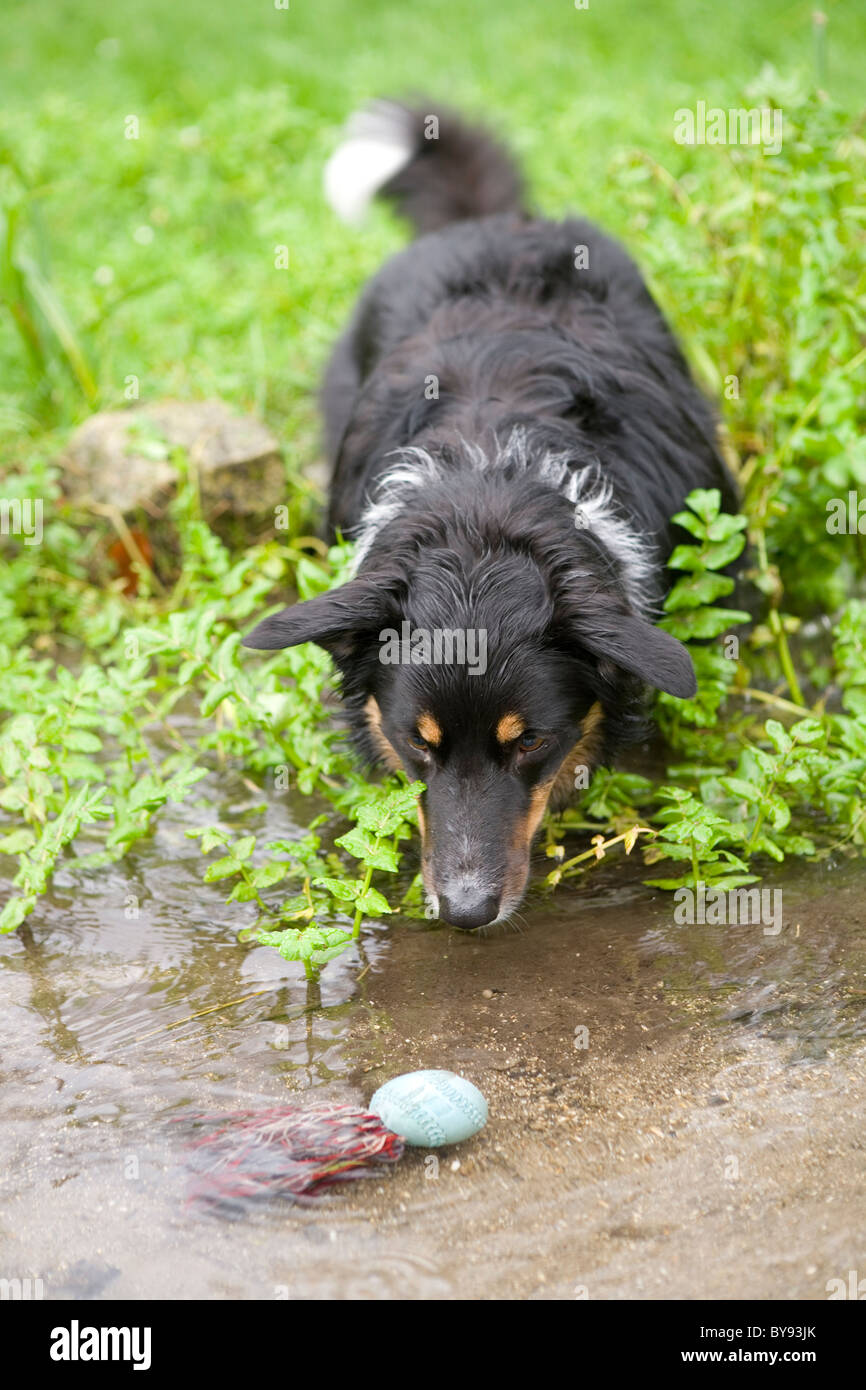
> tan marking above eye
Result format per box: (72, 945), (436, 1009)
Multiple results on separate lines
(496, 712), (526, 744)
(416, 712), (443, 747)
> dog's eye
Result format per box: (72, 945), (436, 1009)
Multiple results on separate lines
(517, 732), (546, 754)
(407, 733), (429, 753)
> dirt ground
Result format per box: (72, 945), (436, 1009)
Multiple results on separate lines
(1, 806), (865, 1301)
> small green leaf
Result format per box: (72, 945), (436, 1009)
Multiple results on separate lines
(0, 828), (36, 854)
(187, 825), (232, 853)
(0, 894), (36, 933)
(63, 729), (103, 753)
(313, 875), (360, 902)
(356, 886), (393, 915)
(203, 855), (242, 881)
(227, 880), (260, 902)
(683, 488), (722, 523)
(250, 861), (290, 888)
(721, 777), (763, 804)
(200, 682), (233, 717)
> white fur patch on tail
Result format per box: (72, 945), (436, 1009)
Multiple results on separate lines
(323, 101), (415, 225)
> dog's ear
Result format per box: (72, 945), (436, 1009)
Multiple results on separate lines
(242, 575), (396, 666)
(568, 608), (697, 698)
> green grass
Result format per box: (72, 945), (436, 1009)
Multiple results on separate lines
(1, 0), (865, 967)
(1, 0), (863, 437)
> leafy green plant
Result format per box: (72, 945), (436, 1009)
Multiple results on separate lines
(643, 786), (755, 893)
(327, 781), (422, 936)
(656, 486), (750, 735)
(185, 782), (423, 977)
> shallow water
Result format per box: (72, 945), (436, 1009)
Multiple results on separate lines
(2, 760), (865, 1300)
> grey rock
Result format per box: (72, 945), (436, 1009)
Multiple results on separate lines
(59, 399), (286, 534)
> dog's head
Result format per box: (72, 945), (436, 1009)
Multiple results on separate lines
(243, 534), (694, 931)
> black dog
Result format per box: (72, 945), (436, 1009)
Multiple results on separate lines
(244, 101), (738, 930)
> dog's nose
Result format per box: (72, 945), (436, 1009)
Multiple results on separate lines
(438, 891), (501, 930)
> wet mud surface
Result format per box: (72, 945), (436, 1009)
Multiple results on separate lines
(1, 778), (865, 1300)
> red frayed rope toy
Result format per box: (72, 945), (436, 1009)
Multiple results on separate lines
(178, 1070), (488, 1210)
(181, 1105), (405, 1209)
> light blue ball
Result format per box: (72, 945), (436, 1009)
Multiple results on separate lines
(369, 1070), (488, 1147)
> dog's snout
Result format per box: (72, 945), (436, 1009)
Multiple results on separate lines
(438, 889), (501, 931)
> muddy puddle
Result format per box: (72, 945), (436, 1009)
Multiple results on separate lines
(1, 757), (865, 1301)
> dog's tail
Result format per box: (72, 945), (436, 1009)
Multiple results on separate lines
(323, 99), (526, 235)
